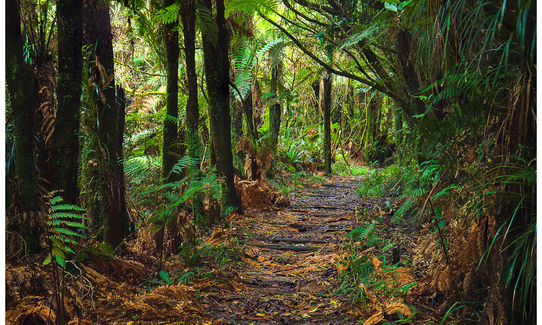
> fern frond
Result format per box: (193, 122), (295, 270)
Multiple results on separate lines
(226, 0), (279, 16)
(51, 204), (86, 212)
(51, 211), (89, 220)
(53, 228), (85, 237)
(153, 4), (179, 24)
(196, 0), (218, 46)
(338, 25), (378, 50)
(44, 194), (87, 269)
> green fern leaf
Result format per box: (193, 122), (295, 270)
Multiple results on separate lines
(197, 0), (218, 46)
(53, 228), (85, 237)
(339, 26), (378, 50)
(226, 0), (279, 16)
(51, 204), (86, 212)
(153, 4), (179, 24)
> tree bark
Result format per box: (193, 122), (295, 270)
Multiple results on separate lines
(180, 0), (204, 231)
(6, 0), (39, 211)
(6, 0), (41, 253)
(394, 106), (403, 145)
(181, 0), (201, 165)
(268, 61), (282, 151)
(320, 70), (332, 175)
(243, 90), (257, 142)
(202, 0), (240, 209)
(162, 0), (180, 183)
(232, 100), (243, 146)
(54, 0), (83, 204)
(83, 0), (128, 248)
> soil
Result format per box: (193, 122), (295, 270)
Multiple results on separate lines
(202, 176), (368, 324)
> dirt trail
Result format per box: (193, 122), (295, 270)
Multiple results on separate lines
(204, 176), (365, 324)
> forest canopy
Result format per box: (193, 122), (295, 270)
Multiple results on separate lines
(4, 0), (535, 324)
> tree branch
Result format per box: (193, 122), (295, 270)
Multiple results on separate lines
(259, 13), (393, 97)
(282, 0), (327, 27)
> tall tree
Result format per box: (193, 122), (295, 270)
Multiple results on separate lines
(201, 0), (240, 209)
(54, 0), (83, 204)
(161, 0), (180, 183)
(6, 0), (39, 212)
(181, 0), (200, 165)
(320, 70), (332, 175)
(6, 0), (40, 253)
(83, 0), (128, 248)
(179, 0), (205, 227)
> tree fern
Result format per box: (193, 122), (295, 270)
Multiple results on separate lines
(232, 39), (256, 100)
(144, 156), (222, 227)
(255, 37), (287, 62)
(124, 156), (161, 185)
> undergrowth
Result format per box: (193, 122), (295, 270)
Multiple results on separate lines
(336, 223), (417, 323)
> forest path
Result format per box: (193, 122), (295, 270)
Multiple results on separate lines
(203, 175), (365, 324)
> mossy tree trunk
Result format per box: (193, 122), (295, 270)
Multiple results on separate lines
(6, 0), (40, 252)
(394, 107), (403, 145)
(6, 0), (39, 211)
(268, 61), (282, 151)
(54, 0), (83, 204)
(158, 0), (180, 258)
(364, 91), (381, 163)
(83, 0), (128, 248)
(162, 0), (180, 183)
(232, 100), (243, 147)
(202, 0), (240, 210)
(181, 0), (200, 166)
(180, 0), (204, 229)
(320, 70), (332, 175)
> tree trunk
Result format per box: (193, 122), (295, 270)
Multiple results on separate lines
(181, 0), (201, 165)
(54, 0), (83, 204)
(320, 70), (332, 175)
(202, 0), (240, 210)
(394, 106), (403, 145)
(243, 90), (257, 143)
(162, 0), (180, 183)
(232, 100), (243, 147)
(83, 0), (128, 248)
(180, 0), (203, 230)
(364, 91), (374, 163)
(6, 0), (40, 253)
(6, 0), (39, 211)
(396, 29), (426, 121)
(268, 61), (282, 151)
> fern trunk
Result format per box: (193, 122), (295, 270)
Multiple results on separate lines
(83, 0), (128, 248)
(54, 0), (83, 204)
(202, 0), (240, 210)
